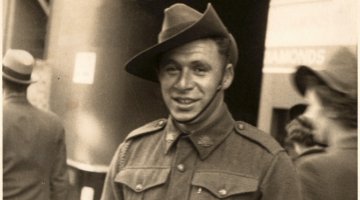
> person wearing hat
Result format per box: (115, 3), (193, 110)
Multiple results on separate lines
(284, 104), (325, 163)
(292, 47), (357, 200)
(3, 49), (69, 200)
(101, 3), (301, 200)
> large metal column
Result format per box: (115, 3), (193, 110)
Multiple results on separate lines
(45, 1), (168, 198)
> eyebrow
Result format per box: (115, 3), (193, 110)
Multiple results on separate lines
(158, 58), (178, 69)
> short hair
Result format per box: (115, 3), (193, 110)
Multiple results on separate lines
(305, 75), (357, 129)
(211, 37), (231, 65)
(2, 78), (29, 93)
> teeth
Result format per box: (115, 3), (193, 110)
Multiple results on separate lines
(178, 99), (193, 104)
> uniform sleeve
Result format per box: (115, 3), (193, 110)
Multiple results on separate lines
(259, 151), (302, 200)
(100, 143), (126, 200)
(50, 128), (69, 200)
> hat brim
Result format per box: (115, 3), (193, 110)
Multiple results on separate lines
(294, 66), (327, 96)
(3, 73), (36, 84)
(125, 4), (236, 82)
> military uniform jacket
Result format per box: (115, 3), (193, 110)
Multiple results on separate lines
(3, 94), (68, 200)
(101, 104), (301, 200)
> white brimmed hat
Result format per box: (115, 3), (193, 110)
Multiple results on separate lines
(2, 49), (36, 84)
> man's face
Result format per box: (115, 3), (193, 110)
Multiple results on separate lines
(158, 39), (232, 122)
(303, 89), (330, 144)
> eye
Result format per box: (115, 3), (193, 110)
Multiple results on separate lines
(161, 63), (180, 75)
(192, 63), (209, 75)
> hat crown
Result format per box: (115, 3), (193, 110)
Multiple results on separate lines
(294, 47), (357, 98)
(3, 49), (34, 74)
(159, 4), (202, 42)
(323, 47), (357, 96)
(2, 49), (36, 84)
(163, 4), (202, 29)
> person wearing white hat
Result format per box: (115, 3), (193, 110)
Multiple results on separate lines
(293, 47), (357, 200)
(101, 3), (301, 200)
(3, 49), (69, 200)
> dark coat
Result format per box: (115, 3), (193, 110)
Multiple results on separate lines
(101, 104), (301, 200)
(3, 94), (68, 200)
(293, 146), (325, 166)
(296, 135), (357, 200)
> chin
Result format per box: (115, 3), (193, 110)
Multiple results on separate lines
(171, 112), (197, 123)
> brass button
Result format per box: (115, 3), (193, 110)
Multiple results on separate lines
(219, 189), (227, 196)
(135, 184), (143, 191)
(177, 164), (185, 172)
(237, 123), (244, 130)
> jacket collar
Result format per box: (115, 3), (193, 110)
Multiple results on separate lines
(164, 103), (235, 160)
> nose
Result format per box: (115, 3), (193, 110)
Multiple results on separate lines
(174, 68), (194, 91)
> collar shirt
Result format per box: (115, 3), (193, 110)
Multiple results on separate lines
(101, 104), (301, 200)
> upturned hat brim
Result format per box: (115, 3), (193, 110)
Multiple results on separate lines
(294, 66), (324, 96)
(125, 4), (238, 82)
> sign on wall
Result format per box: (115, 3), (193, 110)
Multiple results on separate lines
(72, 52), (97, 84)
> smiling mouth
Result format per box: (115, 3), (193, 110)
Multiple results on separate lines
(173, 97), (198, 105)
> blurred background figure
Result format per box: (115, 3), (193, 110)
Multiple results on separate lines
(3, 49), (69, 200)
(292, 47), (357, 200)
(284, 103), (325, 163)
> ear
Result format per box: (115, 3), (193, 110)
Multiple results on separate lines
(221, 63), (234, 90)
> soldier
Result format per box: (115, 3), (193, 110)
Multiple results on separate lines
(293, 47), (357, 200)
(3, 49), (69, 200)
(101, 3), (301, 200)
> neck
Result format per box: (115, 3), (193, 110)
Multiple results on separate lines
(326, 123), (357, 147)
(3, 89), (26, 99)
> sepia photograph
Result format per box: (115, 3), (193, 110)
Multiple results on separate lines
(2, 0), (358, 199)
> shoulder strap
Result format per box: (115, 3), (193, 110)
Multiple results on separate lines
(125, 118), (167, 141)
(116, 118), (167, 170)
(234, 121), (284, 155)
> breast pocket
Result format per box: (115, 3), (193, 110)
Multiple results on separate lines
(190, 171), (259, 200)
(115, 167), (170, 200)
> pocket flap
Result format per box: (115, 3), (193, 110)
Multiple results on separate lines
(115, 167), (170, 192)
(192, 171), (258, 198)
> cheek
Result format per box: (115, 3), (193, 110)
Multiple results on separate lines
(159, 77), (174, 91)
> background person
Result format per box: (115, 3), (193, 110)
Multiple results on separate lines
(285, 105), (325, 164)
(101, 3), (301, 200)
(3, 49), (69, 200)
(293, 47), (357, 200)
